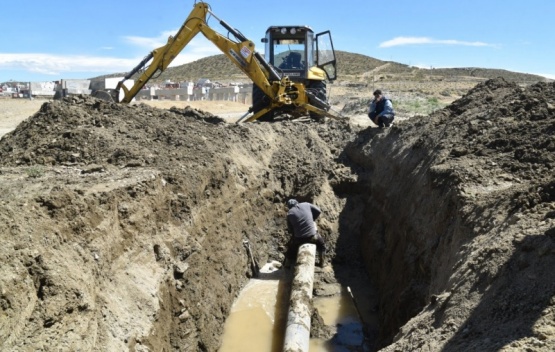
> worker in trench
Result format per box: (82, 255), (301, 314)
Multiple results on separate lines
(284, 199), (326, 268)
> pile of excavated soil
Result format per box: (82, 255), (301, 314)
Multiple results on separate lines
(0, 78), (554, 351)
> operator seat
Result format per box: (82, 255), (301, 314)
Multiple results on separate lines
(279, 52), (303, 69)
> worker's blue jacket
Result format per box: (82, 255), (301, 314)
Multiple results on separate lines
(368, 97), (395, 119)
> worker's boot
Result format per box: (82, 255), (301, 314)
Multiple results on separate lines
(318, 252), (326, 268)
(283, 255), (293, 269)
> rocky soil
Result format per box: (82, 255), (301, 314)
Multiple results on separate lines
(0, 77), (554, 351)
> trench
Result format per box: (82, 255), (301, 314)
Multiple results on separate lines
(3, 83), (554, 351)
(34, 131), (455, 352)
(1, 98), (470, 351)
(213, 124), (472, 351)
(207, 130), (428, 350)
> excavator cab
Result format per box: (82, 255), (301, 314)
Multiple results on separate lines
(263, 26), (337, 82)
(250, 26), (337, 121)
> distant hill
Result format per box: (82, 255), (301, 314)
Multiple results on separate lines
(92, 50), (548, 85)
(422, 67), (545, 82)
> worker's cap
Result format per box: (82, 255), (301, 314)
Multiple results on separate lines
(373, 89), (382, 96)
(286, 199), (299, 209)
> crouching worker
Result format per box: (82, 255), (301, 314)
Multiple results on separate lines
(285, 199), (327, 268)
(368, 89), (395, 128)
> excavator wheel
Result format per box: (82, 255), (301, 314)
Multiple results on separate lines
(251, 84), (274, 122)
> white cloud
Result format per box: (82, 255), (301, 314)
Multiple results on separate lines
(123, 30), (176, 49)
(0, 26), (234, 81)
(123, 30), (221, 66)
(0, 53), (138, 76)
(380, 37), (495, 48)
(0, 33), (222, 79)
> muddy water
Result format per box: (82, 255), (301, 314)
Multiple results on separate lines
(311, 291), (366, 351)
(219, 262), (289, 352)
(219, 263), (368, 351)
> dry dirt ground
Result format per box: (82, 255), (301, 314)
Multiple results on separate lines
(0, 78), (554, 352)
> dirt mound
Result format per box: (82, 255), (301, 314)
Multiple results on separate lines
(1, 78), (554, 351)
(0, 97), (228, 167)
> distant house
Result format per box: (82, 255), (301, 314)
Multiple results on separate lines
(163, 79), (180, 89)
(0, 83), (19, 97)
(196, 78), (212, 88)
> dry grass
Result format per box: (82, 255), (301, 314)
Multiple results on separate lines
(0, 98), (46, 138)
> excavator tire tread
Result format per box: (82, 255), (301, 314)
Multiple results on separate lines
(307, 80), (328, 120)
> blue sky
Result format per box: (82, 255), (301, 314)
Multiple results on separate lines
(1, 0), (554, 82)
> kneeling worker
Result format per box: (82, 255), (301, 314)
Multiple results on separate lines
(368, 89), (395, 128)
(285, 199), (326, 267)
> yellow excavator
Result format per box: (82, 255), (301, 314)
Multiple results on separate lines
(100, 1), (339, 122)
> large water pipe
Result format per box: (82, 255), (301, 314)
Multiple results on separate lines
(283, 243), (316, 352)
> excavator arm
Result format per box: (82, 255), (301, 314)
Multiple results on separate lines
(116, 2), (278, 105)
(115, 2), (206, 102)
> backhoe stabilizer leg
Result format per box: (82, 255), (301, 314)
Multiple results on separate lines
(303, 104), (344, 120)
(242, 106), (275, 122)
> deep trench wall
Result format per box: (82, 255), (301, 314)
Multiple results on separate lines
(347, 125), (474, 346)
(349, 125), (517, 348)
(347, 79), (555, 350)
(0, 166), (262, 351)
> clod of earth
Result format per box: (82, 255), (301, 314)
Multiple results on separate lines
(0, 78), (554, 351)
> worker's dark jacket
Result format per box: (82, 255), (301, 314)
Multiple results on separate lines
(287, 202), (321, 239)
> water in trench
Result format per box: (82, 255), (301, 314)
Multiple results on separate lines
(219, 261), (287, 352)
(219, 262), (376, 351)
